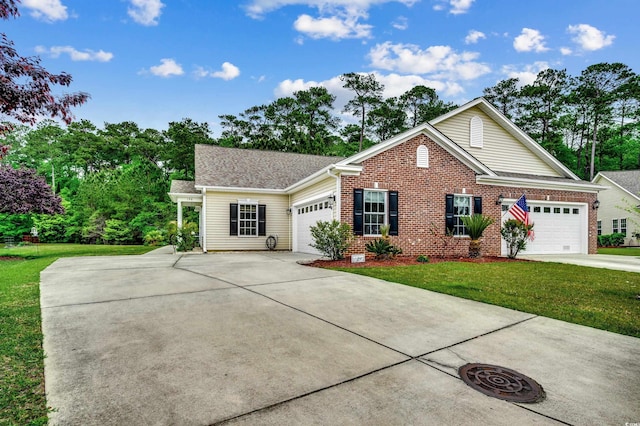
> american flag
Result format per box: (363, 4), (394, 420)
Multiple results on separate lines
(508, 194), (534, 240)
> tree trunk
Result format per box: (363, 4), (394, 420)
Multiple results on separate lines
(469, 239), (482, 258)
(590, 115), (599, 181)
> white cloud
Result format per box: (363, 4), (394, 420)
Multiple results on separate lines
(513, 28), (548, 52)
(194, 62), (241, 80)
(464, 30), (485, 45)
(567, 24), (615, 51)
(433, 0), (475, 14)
(22, 0), (68, 22)
(212, 62), (241, 80)
(244, 1), (416, 40)
(368, 41), (491, 81)
(128, 0), (164, 26)
(274, 72), (464, 122)
(35, 45), (113, 62)
(392, 16), (408, 30)
(149, 58), (183, 77)
(244, 0), (418, 19)
(294, 13), (372, 39)
(560, 47), (572, 56)
(501, 61), (549, 86)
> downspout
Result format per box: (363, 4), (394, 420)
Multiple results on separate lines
(288, 193), (292, 251)
(326, 167), (340, 221)
(201, 187), (207, 253)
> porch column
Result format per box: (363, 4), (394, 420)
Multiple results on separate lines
(177, 200), (183, 228)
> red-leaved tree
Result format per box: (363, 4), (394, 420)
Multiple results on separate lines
(1, 0), (88, 214)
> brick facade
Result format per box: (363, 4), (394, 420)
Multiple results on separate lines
(340, 134), (598, 257)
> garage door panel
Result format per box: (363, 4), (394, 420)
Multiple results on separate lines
(501, 202), (586, 255)
(295, 200), (332, 255)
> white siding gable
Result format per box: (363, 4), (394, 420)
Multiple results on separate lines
(433, 106), (561, 177)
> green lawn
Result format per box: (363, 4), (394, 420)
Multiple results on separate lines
(598, 247), (640, 256)
(0, 243), (155, 426)
(331, 261), (640, 338)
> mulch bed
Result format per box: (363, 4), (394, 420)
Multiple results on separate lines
(305, 255), (527, 268)
(0, 256), (23, 261)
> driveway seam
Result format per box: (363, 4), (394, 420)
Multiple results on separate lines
(210, 359), (413, 425)
(172, 263), (415, 358)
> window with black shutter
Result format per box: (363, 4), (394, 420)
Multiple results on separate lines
(353, 188), (399, 236)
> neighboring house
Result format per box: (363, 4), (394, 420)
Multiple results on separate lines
(592, 170), (640, 247)
(169, 98), (604, 257)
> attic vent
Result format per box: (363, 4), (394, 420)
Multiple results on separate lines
(417, 145), (429, 168)
(470, 116), (483, 148)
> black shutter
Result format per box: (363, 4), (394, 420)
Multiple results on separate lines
(388, 191), (399, 236)
(230, 204), (238, 236)
(473, 196), (482, 215)
(353, 188), (364, 236)
(258, 204), (266, 236)
(445, 194), (454, 234)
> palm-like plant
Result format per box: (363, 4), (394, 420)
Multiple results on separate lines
(460, 214), (494, 258)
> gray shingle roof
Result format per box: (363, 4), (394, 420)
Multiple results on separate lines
(496, 171), (589, 184)
(599, 170), (640, 197)
(169, 180), (198, 194)
(195, 145), (344, 189)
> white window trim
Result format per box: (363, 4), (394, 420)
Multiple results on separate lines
(237, 201), (259, 238)
(364, 189), (388, 237)
(612, 218), (619, 234)
(620, 218), (627, 236)
(453, 194), (473, 237)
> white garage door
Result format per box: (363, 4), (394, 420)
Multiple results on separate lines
(501, 202), (588, 255)
(294, 199), (333, 255)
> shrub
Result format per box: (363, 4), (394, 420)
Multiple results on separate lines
(309, 220), (354, 260)
(598, 233), (626, 247)
(501, 219), (534, 259)
(416, 255), (430, 263)
(460, 214), (494, 240)
(365, 238), (403, 260)
(143, 229), (168, 246)
(167, 221), (198, 252)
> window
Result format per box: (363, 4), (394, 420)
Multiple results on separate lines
(544, 207), (551, 213)
(554, 207), (561, 214)
(597, 220), (602, 236)
(230, 203), (266, 237)
(453, 195), (471, 236)
(621, 218), (627, 236)
(573, 208), (579, 214)
(563, 208), (570, 214)
(470, 116), (483, 148)
(353, 189), (398, 236)
(417, 145), (429, 168)
(445, 194), (482, 236)
(533, 206), (541, 213)
(239, 204), (257, 236)
(364, 191), (386, 235)
(613, 219), (619, 233)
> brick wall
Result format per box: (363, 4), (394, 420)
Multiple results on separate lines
(340, 134), (598, 257)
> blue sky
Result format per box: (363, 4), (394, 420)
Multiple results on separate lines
(6, 0), (638, 134)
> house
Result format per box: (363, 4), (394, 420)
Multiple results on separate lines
(592, 170), (640, 246)
(169, 98), (604, 257)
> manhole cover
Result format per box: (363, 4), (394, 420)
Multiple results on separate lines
(458, 363), (545, 403)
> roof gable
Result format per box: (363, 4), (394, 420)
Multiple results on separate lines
(593, 170), (640, 201)
(430, 98), (580, 180)
(195, 145), (343, 190)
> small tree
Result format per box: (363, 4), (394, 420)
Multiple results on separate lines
(460, 214), (494, 258)
(501, 219), (534, 259)
(309, 220), (354, 260)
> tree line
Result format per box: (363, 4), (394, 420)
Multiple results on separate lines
(1, 64), (638, 244)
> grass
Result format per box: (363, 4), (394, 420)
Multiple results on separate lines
(331, 261), (640, 338)
(0, 243), (155, 426)
(598, 247), (640, 256)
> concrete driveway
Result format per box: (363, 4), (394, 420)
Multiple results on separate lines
(40, 251), (640, 425)
(520, 253), (640, 273)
